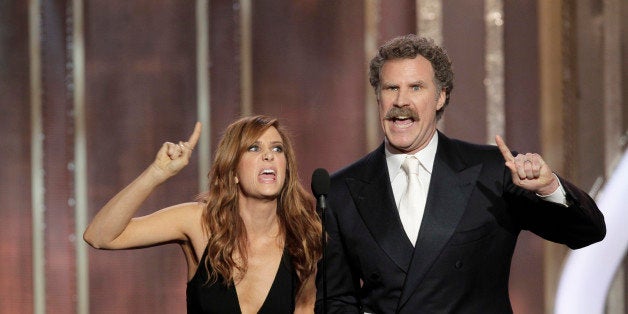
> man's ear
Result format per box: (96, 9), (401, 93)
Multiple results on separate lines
(436, 88), (446, 110)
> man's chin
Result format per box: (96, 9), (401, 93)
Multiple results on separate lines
(385, 139), (416, 154)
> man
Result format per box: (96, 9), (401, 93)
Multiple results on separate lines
(316, 34), (605, 313)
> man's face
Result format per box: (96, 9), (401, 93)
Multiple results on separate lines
(378, 56), (445, 154)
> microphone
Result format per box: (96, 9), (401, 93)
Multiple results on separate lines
(311, 168), (330, 211)
(311, 168), (330, 314)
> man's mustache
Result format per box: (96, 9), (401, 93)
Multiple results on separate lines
(384, 107), (419, 120)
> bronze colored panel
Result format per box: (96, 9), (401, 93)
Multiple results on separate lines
(575, 0), (605, 189)
(209, 0), (242, 150)
(251, 1), (367, 183)
(442, 0), (486, 143)
(84, 2), (197, 313)
(502, 2), (544, 313)
(40, 0), (75, 312)
(0, 1), (34, 313)
(504, 3), (540, 157)
(380, 0), (416, 42)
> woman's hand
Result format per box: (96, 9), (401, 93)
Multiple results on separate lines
(150, 122), (202, 182)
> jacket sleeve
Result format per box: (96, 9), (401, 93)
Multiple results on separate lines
(507, 172), (606, 249)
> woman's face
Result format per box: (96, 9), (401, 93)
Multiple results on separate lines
(235, 126), (287, 200)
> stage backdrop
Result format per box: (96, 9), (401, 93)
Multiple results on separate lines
(1, 1), (626, 313)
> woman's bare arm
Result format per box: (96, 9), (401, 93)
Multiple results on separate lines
(83, 122), (201, 249)
(294, 271), (317, 314)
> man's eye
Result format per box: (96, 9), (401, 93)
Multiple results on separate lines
(412, 85), (421, 91)
(248, 145), (260, 152)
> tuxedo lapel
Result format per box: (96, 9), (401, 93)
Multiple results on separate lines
(398, 134), (482, 309)
(345, 145), (414, 272)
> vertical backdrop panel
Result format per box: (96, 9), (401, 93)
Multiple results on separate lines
(84, 1), (198, 313)
(251, 0), (368, 183)
(504, 1), (540, 153)
(575, 1), (606, 188)
(379, 0), (416, 43)
(0, 1), (33, 313)
(503, 3), (544, 313)
(209, 0), (242, 150)
(441, 0), (486, 143)
(41, 0), (75, 312)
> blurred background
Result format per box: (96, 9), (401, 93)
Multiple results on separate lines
(1, 0), (626, 313)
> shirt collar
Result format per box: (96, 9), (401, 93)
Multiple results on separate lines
(385, 132), (439, 179)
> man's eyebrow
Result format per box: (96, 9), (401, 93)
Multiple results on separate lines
(381, 82), (398, 87)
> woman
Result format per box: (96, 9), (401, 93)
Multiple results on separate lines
(84, 115), (322, 313)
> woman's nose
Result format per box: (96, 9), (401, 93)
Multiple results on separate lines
(263, 151), (274, 161)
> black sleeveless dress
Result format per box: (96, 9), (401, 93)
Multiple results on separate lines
(186, 247), (297, 314)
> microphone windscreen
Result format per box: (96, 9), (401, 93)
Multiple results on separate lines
(311, 168), (330, 196)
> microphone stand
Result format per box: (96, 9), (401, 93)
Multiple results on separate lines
(318, 194), (327, 314)
(311, 168), (329, 314)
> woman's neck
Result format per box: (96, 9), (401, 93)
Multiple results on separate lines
(238, 197), (281, 240)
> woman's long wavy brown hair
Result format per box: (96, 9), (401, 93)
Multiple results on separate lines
(198, 115), (322, 293)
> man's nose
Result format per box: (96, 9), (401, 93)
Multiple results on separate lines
(394, 88), (411, 107)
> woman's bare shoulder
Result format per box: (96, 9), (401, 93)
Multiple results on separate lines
(171, 202), (208, 256)
(173, 201), (205, 229)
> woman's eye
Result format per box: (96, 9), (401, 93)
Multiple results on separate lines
(247, 145), (260, 152)
(272, 146), (284, 153)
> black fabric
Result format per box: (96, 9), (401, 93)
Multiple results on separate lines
(187, 246), (296, 314)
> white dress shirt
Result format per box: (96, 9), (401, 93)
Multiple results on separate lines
(386, 132), (439, 238)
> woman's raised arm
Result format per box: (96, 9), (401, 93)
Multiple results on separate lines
(83, 122), (201, 249)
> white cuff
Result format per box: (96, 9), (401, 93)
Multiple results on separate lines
(537, 173), (568, 207)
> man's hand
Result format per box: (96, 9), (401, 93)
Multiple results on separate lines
(496, 135), (559, 196)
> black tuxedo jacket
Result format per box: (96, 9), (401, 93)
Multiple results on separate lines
(316, 132), (605, 314)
